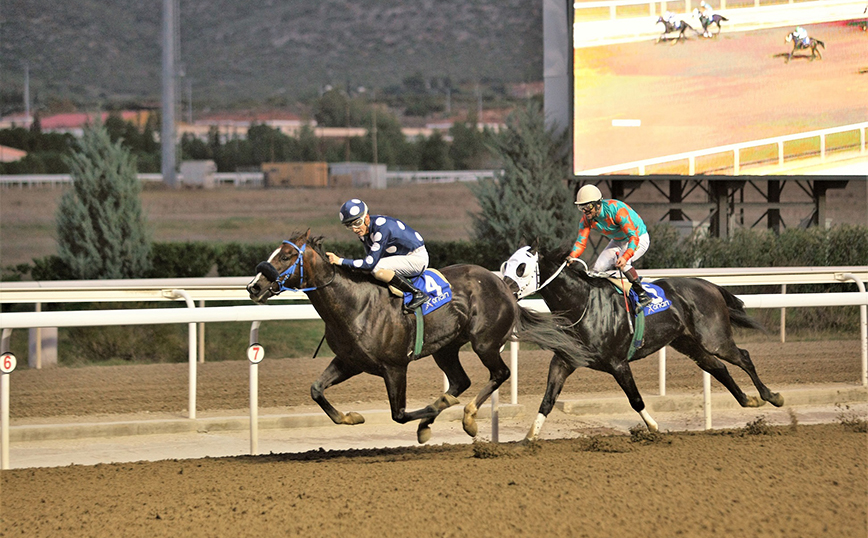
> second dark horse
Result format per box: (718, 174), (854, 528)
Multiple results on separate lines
(247, 230), (585, 444)
(501, 244), (784, 440)
(656, 16), (696, 43)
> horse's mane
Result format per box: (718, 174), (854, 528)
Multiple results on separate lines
(299, 231), (386, 286)
(541, 247), (610, 289)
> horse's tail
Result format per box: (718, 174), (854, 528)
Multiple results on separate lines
(720, 15), (729, 21)
(515, 306), (590, 368)
(716, 285), (767, 333)
(816, 39), (825, 49)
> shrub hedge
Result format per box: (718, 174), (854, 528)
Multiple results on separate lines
(5, 224), (866, 282)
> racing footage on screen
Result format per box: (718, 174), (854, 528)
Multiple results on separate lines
(571, 0), (867, 177)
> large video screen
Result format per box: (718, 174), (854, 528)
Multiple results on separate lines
(571, 1), (867, 177)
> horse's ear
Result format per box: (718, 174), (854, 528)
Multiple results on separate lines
(529, 238), (540, 255)
(304, 228), (311, 241)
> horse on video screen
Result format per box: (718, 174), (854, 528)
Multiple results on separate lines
(692, 8), (728, 37)
(785, 31), (824, 62)
(501, 244), (783, 441)
(656, 16), (695, 43)
(246, 230), (585, 444)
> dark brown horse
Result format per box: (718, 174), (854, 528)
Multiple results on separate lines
(501, 244), (784, 440)
(656, 16), (696, 43)
(246, 230), (585, 444)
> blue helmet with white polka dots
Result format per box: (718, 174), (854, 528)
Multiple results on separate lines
(338, 199), (368, 225)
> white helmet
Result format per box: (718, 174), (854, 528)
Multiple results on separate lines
(575, 184), (603, 206)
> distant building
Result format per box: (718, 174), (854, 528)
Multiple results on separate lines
(0, 144), (27, 162)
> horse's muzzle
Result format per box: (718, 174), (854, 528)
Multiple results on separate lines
(501, 276), (521, 296)
(247, 276), (275, 304)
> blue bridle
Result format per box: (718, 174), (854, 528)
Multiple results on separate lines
(257, 241), (318, 294)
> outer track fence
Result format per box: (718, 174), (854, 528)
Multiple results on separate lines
(1, 267), (867, 468)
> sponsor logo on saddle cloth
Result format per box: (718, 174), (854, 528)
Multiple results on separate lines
(630, 282), (672, 315)
(404, 269), (452, 315)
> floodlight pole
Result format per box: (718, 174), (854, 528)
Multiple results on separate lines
(161, 0), (178, 187)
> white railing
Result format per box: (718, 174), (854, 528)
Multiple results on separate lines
(1, 267), (866, 469)
(578, 122), (868, 176)
(0, 172), (264, 189)
(386, 170), (495, 185)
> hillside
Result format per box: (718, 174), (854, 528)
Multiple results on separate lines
(1, 0), (543, 111)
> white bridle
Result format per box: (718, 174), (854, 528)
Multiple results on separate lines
(501, 246), (585, 299)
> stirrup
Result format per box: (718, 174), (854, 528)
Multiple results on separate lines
(636, 293), (653, 308)
(405, 292), (427, 312)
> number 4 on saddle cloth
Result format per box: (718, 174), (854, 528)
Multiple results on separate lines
(389, 269), (453, 315)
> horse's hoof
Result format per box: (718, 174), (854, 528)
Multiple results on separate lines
(417, 425), (432, 444)
(767, 393), (785, 407)
(343, 411), (365, 425)
(463, 416), (478, 437)
(744, 396), (766, 408)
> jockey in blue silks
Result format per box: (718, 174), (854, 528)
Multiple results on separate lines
(326, 198), (429, 312)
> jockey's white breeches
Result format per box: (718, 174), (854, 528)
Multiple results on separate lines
(373, 246), (429, 278)
(593, 233), (650, 274)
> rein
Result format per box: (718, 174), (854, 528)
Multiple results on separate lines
(539, 259), (589, 330)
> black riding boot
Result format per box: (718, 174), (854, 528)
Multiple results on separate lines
(390, 274), (428, 312)
(624, 268), (653, 308)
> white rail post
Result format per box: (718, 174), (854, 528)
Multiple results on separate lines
(658, 346), (666, 396)
(703, 372), (712, 430)
(1, 328), (14, 470)
(198, 299), (205, 363)
(170, 290), (197, 419)
(35, 302), (42, 369)
(510, 338), (518, 405)
(248, 321), (263, 455)
(781, 284), (786, 343)
(836, 274), (867, 387)
(491, 389), (499, 443)
(1, 372), (8, 470)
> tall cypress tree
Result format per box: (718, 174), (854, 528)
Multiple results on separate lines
(56, 122), (151, 279)
(469, 101), (579, 257)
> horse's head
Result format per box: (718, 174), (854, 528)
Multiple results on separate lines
(500, 245), (541, 299)
(247, 229), (315, 304)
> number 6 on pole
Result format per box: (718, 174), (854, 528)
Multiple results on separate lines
(0, 352), (16, 374)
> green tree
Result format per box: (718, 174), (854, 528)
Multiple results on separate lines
(469, 101), (578, 256)
(55, 123), (151, 279)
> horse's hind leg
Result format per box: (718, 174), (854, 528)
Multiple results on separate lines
(670, 336), (783, 407)
(415, 343), (470, 443)
(527, 353), (576, 440)
(311, 357), (366, 425)
(461, 343), (511, 438)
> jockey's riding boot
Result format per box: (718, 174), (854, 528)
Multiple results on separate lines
(624, 268), (653, 308)
(390, 274), (428, 312)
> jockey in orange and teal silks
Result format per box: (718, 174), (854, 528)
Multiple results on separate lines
(568, 184), (653, 307)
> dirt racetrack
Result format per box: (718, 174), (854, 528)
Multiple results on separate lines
(3, 339), (867, 537)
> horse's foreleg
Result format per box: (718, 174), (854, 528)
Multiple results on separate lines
(311, 358), (366, 425)
(528, 354), (576, 441)
(609, 361), (658, 432)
